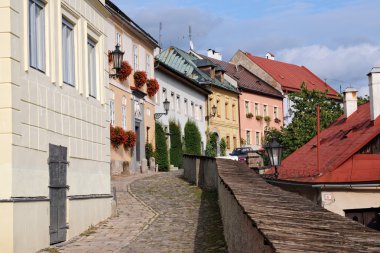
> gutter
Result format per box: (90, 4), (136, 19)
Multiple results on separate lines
(265, 179), (380, 189)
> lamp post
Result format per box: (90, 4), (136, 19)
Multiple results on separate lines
(109, 44), (124, 78)
(210, 104), (217, 117)
(154, 98), (170, 120)
(264, 137), (283, 179)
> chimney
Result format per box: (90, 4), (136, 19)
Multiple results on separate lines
(343, 87), (358, 118)
(207, 49), (222, 60)
(368, 67), (380, 121)
(265, 52), (275, 60)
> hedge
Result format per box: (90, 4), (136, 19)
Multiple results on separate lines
(169, 121), (183, 168)
(205, 132), (218, 157)
(184, 120), (202, 155)
(155, 122), (169, 171)
(220, 138), (227, 156)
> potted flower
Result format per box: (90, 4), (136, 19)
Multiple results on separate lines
(246, 112), (254, 118)
(124, 130), (137, 148)
(256, 115), (263, 121)
(274, 118), (281, 124)
(118, 61), (133, 82)
(133, 71), (147, 89)
(146, 78), (160, 97)
(264, 116), (271, 123)
(110, 125), (126, 149)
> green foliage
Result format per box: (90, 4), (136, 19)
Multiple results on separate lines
(184, 120), (202, 155)
(206, 132), (218, 157)
(169, 120), (183, 168)
(155, 122), (169, 171)
(264, 83), (342, 159)
(219, 138), (227, 156)
(357, 95), (369, 106)
(145, 142), (154, 160)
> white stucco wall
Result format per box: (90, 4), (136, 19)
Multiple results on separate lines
(0, 1), (111, 252)
(155, 70), (208, 154)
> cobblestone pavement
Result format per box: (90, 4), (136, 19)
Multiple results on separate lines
(41, 170), (226, 253)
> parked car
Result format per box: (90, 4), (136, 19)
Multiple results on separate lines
(229, 147), (254, 161)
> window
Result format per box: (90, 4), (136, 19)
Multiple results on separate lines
(274, 107), (278, 119)
(184, 99), (188, 115)
(233, 137), (237, 149)
(225, 102), (229, 119)
(87, 38), (97, 97)
(245, 101), (250, 114)
(256, 132), (260, 145)
(146, 55), (151, 78)
(171, 92), (174, 110)
(133, 45), (138, 71)
(122, 96), (127, 130)
(116, 32), (121, 45)
(226, 136), (230, 150)
(246, 131), (251, 145)
(199, 106), (203, 121)
(110, 94), (115, 126)
(29, 0), (46, 71)
(264, 105), (268, 116)
(232, 104), (236, 121)
(62, 18), (75, 85)
(255, 103), (259, 115)
(162, 88), (167, 100)
(176, 95), (180, 112)
(191, 102), (195, 118)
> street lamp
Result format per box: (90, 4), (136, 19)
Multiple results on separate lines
(154, 98), (170, 120)
(211, 104), (217, 117)
(109, 44), (124, 78)
(264, 137), (283, 179)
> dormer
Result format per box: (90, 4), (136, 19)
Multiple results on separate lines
(215, 65), (225, 83)
(194, 59), (216, 79)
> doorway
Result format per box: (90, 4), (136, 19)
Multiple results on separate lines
(135, 122), (141, 162)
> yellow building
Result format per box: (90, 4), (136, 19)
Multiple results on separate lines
(106, 1), (159, 175)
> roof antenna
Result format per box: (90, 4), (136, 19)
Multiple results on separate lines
(159, 22), (163, 49)
(189, 25), (194, 51)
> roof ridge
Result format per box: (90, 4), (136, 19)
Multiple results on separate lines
(300, 66), (337, 95)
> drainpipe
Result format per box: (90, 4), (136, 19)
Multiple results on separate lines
(316, 105), (321, 175)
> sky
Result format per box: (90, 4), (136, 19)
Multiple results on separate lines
(113, 0), (380, 96)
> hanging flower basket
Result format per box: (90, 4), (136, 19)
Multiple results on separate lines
(274, 118), (281, 123)
(110, 125), (126, 149)
(124, 130), (137, 148)
(118, 61), (133, 82)
(246, 112), (254, 118)
(146, 78), (160, 97)
(256, 115), (263, 121)
(264, 116), (271, 122)
(133, 71), (147, 89)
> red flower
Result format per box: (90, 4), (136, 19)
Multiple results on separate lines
(110, 125), (126, 149)
(124, 131), (137, 148)
(118, 61), (133, 82)
(146, 78), (160, 97)
(133, 71), (147, 89)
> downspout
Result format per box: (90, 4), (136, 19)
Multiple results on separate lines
(316, 105), (321, 175)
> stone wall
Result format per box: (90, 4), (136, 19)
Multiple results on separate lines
(183, 154), (217, 191)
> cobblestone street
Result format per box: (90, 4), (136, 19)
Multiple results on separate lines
(42, 170), (226, 253)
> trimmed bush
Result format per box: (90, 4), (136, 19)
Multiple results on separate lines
(205, 132), (218, 157)
(220, 138), (227, 156)
(169, 121), (183, 168)
(184, 120), (202, 155)
(155, 122), (169, 171)
(145, 142), (154, 160)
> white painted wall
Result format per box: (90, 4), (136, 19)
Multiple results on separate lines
(0, 1), (111, 252)
(155, 70), (208, 154)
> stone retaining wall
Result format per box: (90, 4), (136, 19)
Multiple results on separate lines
(183, 154), (217, 191)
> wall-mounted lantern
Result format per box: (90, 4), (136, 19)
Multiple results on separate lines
(109, 44), (124, 78)
(154, 98), (170, 120)
(210, 104), (217, 117)
(264, 137), (283, 179)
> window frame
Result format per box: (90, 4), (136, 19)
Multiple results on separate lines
(133, 45), (138, 71)
(62, 17), (75, 86)
(29, 0), (46, 72)
(246, 130), (251, 145)
(122, 96), (127, 130)
(87, 37), (97, 98)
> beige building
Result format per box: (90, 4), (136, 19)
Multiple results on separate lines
(0, 1), (111, 252)
(106, 1), (159, 175)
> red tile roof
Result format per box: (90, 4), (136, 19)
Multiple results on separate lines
(276, 103), (380, 183)
(201, 55), (283, 98)
(245, 53), (339, 99)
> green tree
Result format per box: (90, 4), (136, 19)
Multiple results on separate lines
(184, 120), (202, 155)
(357, 95), (369, 106)
(265, 83), (342, 158)
(145, 142), (154, 160)
(155, 122), (169, 171)
(205, 132), (218, 157)
(169, 120), (183, 168)
(220, 138), (227, 156)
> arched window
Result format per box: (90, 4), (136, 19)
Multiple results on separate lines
(110, 91), (115, 126)
(122, 96), (127, 130)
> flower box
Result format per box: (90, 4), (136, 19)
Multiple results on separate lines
(246, 112), (254, 118)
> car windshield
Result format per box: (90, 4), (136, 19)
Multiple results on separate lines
(231, 148), (253, 155)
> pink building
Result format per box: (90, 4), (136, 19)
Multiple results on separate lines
(203, 53), (283, 150)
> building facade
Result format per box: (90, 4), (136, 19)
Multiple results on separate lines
(201, 51), (284, 150)
(0, 1), (111, 252)
(106, 0), (159, 175)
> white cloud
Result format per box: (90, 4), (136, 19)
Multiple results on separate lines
(277, 44), (380, 95)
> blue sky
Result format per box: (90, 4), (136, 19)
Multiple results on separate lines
(113, 0), (380, 95)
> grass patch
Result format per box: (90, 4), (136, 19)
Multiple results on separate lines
(39, 248), (60, 253)
(80, 225), (97, 237)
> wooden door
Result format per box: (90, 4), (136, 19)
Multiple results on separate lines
(49, 144), (68, 244)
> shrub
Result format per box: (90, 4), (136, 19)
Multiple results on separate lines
(145, 142), (154, 160)
(169, 121), (183, 168)
(155, 122), (169, 171)
(133, 71), (147, 88)
(205, 132), (218, 157)
(184, 120), (202, 155)
(220, 138), (227, 156)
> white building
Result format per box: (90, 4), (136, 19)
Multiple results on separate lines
(0, 1), (111, 252)
(155, 47), (211, 155)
